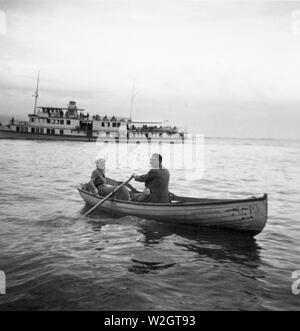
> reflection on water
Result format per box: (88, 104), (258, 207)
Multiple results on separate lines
(138, 222), (261, 264)
(83, 203), (262, 267)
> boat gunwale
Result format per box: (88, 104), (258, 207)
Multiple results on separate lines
(78, 188), (268, 208)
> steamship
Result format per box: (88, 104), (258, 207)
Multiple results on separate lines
(0, 75), (185, 144)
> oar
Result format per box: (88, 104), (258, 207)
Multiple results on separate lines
(106, 177), (140, 194)
(82, 176), (134, 218)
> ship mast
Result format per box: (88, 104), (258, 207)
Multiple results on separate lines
(33, 71), (40, 116)
(129, 80), (140, 121)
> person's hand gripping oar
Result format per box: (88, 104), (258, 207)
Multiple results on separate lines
(82, 176), (134, 218)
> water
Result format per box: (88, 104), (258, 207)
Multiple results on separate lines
(0, 138), (299, 311)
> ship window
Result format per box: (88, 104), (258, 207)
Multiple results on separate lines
(102, 122), (105, 127)
(60, 120), (64, 125)
(47, 129), (50, 134)
(107, 123), (110, 127)
(112, 123), (116, 128)
(67, 120), (71, 125)
(60, 130), (64, 135)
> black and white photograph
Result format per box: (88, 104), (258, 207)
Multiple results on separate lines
(0, 0), (299, 313)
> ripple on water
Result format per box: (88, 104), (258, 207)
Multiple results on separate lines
(0, 139), (299, 310)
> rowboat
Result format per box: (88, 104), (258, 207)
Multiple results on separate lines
(78, 185), (268, 236)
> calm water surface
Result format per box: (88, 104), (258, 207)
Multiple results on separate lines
(0, 138), (299, 310)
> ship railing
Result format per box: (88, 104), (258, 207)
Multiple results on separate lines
(65, 115), (90, 120)
(13, 121), (29, 126)
(129, 129), (179, 134)
(39, 113), (90, 120)
(127, 132), (181, 138)
(37, 112), (49, 118)
(49, 114), (64, 119)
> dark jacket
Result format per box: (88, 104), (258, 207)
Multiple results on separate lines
(135, 168), (170, 203)
(91, 168), (106, 187)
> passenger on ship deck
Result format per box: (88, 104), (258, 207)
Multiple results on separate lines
(132, 154), (170, 203)
(89, 158), (130, 201)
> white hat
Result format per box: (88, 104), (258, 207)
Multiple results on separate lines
(95, 157), (105, 163)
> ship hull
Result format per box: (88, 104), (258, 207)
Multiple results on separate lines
(0, 128), (95, 142)
(0, 128), (184, 143)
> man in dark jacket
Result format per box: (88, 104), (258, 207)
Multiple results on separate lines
(132, 154), (170, 203)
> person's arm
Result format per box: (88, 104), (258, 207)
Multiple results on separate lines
(134, 170), (155, 183)
(89, 171), (98, 194)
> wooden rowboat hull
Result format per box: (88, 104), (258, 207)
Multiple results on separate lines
(78, 189), (268, 236)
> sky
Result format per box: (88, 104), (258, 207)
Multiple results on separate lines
(0, 0), (300, 139)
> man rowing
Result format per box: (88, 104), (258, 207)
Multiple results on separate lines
(132, 154), (170, 203)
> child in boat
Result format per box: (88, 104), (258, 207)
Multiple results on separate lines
(90, 158), (130, 201)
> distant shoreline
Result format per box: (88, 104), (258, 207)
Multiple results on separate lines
(204, 136), (300, 143)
